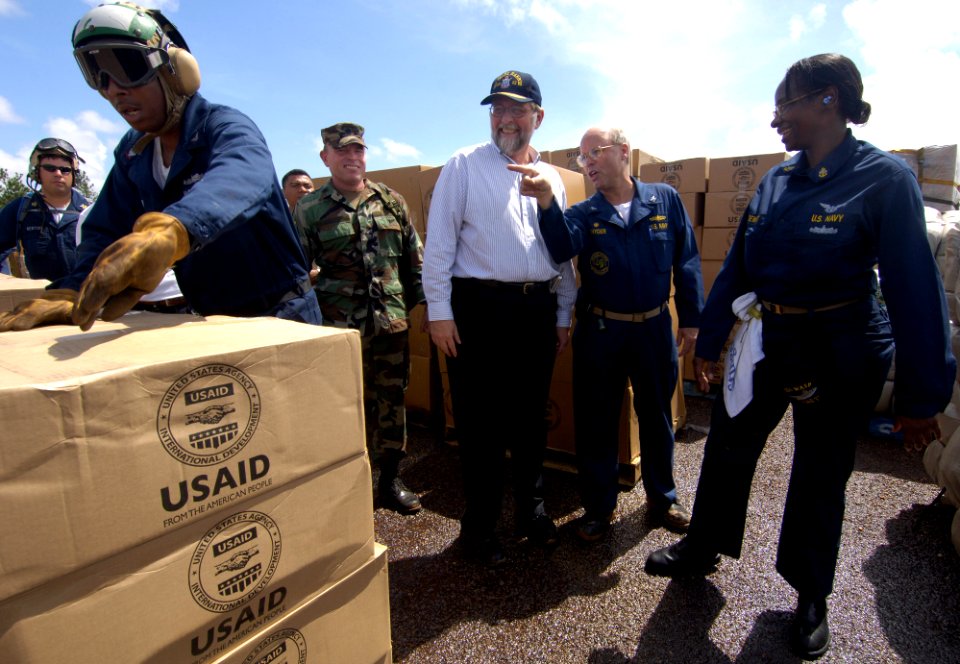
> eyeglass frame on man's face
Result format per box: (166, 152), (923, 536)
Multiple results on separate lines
(772, 87), (827, 120)
(39, 164), (75, 176)
(576, 144), (617, 168)
(489, 104), (533, 119)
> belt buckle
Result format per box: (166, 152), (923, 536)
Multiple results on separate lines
(522, 282), (535, 295)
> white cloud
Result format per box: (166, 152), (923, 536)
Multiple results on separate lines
(0, 149), (23, 177)
(788, 5), (827, 42)
(454, 0), (570, 32)
(315, 138), (423, 165)
(37, 112), (128, 192)
(528, 0), (786, 159)
(83, 0), (180, 8)
(0, 97), (25, 124)
(843, 0), (960, 150)
(454, 0), (958, 159)
(381, 138), (423, 162)
(0, 0), (25, 16)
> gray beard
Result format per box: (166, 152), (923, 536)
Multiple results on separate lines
(492, 128), (529, 157)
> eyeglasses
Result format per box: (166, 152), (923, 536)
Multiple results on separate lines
(74, 42), (167, 90)
(773, 88), (827, 119)
(489, 105), (532, 119)
(576, 145), (617, 167)
(40, 164), (75, 175)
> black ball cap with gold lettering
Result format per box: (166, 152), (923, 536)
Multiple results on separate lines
(321, 122), (366, 148)
(480, 70), (542, 106)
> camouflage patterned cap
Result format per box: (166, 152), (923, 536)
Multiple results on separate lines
(321, 122), (366, 149)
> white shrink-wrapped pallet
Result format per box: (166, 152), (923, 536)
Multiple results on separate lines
(920, 144), (960, 208)
(936, 380), (960, 443)
(924, 441), (959, 507)
(940, 425), (960, 509)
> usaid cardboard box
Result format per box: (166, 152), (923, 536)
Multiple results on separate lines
(640, 158), (709, 193)
(0, 313), (365, 602)
(680, 192), (705, 227)
(548, 148), (595, 197)
(417, 166), (443, 234)
(708, 152), (787, 192)
(701, 259), (725, 295)
(700, 227), (738, 261)
(214, 544), (391, 664)
(631, 148), (663, 177)
(366, 164), (434, 238)
(554, 164), (588, 206)
(0, 274), (51, 312)
(0, 455), (376, 663)
(704, 191), (754, 227)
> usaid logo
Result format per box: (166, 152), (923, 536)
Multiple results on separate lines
(189, 511), (282, 613)
(242, 628), (307, 664)
(158, 364), (261, 466)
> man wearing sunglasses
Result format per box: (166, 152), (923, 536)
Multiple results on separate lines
(0, 2), (319, 332)
(0, 138), (92, 281)
(510, 127), (704, 542)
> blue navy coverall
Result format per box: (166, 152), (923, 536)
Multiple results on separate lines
(0, 189), (91, 281)
(61, 93), (320, 322)
(539, 178), (704, 518)
(690, 131), (955, 600)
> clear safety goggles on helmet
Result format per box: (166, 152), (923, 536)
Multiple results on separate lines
(74, 41), (168, 90)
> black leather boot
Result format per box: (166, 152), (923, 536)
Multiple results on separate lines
(790, 595), (830, 659)
(378, 450), (422, 514)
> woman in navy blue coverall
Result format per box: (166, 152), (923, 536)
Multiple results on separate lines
(645, 53), (956, 660)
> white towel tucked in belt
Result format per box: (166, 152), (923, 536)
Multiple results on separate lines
(724, 292), (764, 417)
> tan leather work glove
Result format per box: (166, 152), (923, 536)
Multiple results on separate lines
(0, 289), (78, 332)
(73, 212), (190, 331)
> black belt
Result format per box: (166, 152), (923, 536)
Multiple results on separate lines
(133, 296), (188, 313)
(760, 298), (859, 315)
(277, 277), (313, 305)
(591, 301), (668, 322)
(456, 277), (555, 295)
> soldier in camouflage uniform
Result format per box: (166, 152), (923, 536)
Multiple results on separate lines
(294, 122), (425, 513)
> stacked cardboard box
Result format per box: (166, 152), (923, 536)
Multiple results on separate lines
(0, 274), (51, 311)
(548, 146), (595, 197)
(639, 158), (710, 383)
(702, 152), (787, 264)
(0, 313), (390, 663)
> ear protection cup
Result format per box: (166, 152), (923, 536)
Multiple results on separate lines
(166, 46), (201, 96)
(822, 95), (833, 105)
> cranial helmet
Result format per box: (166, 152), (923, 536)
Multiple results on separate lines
(72, 2), (201, 153)
(27, 138), (85, 192)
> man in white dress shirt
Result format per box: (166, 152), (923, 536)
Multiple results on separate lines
(422, 70), (576, 566)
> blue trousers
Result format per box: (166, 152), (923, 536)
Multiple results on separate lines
(573, 310), (679, 518)
(688, 299), (892, 599)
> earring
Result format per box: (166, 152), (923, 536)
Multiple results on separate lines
(822, 95), (833, 104)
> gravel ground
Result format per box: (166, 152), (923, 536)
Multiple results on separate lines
(374, 394), (960, 663)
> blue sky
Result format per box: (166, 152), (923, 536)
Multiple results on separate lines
(1, 0), (958, 192)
